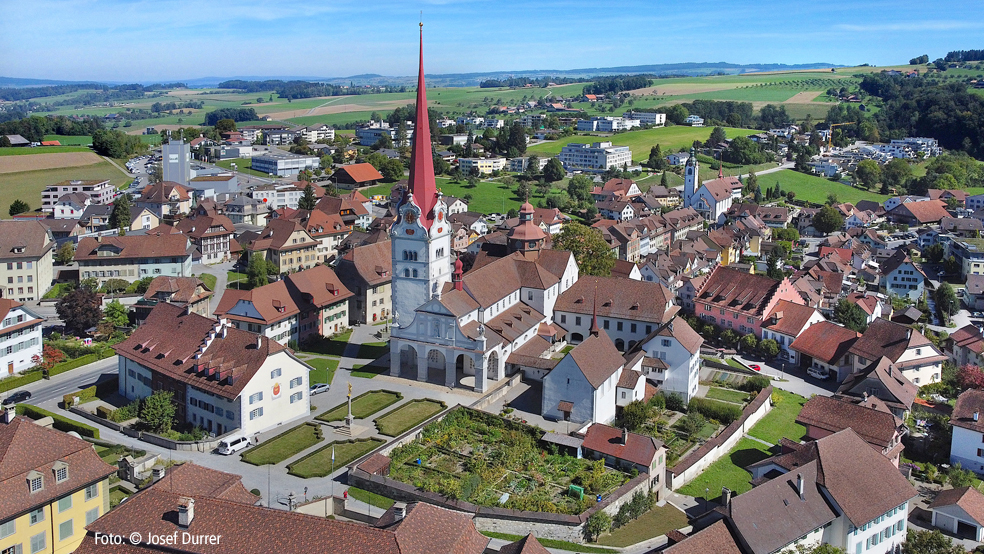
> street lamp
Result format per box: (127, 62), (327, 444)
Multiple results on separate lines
(287, 491), (295, 511)
(705, 487), (709, 513)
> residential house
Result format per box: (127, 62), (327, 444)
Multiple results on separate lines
(845, 292), (883, 325)
(333, 163), (384, 189)
(950, 389), (984, 474)
(223, 194), (269, 226)
(941, 216), (983, 238)
(944, 324), (984, 368)
(297, 124), (335, 143)
(315, 195), (373, 229)
(887, 199), (950, 226)
(215, 265), (351, 345)
(172, 211), (236, 264)
(0, 415), (116, 554)
(627, 317), (704, 401)
(591, 178), (642, 202)
(250, 182), (324, 211)
(796, 395), (906, 465)
(242, 219), (319, 274)
(835, 356), (917, 419)
(849, 317), (945, 386)
(693, 266), (803, 339)
(789, 320), (861, 382)
(553, 276), (675, 347)
(0, 298), (43, 375)
(880, 249), (926, 302)
(74, 232), (193, 286)
(293, 209), (350, 263)
(541, 327), (626, 424)
(132, 276), (213, 325)
(596, 200), (636, 221)
(117, 303), (313, 436)
(443, 196), (469, 216)
(334, 240), (393, 324)
(760, 300), (825, 364)
(928, 486), (984, 542)
(41, 180), (115, 212)
(51, 193), (92, 219)
(581, 424), (666, 494)
(136, 181), (192, 219)
(666, 152), (690, 166)
(949, 238), (984, 278)
(0, 221), (55, 302)
(736, 429), (916, 554)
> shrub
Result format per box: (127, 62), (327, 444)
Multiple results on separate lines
(63, 385), (98, 408)
(96, 405), (115, 419)
(585, 511), (612, 542)
(16, 404), (100, 439)
(687, 397), (742, 424)
(110, 400), (140, 422)
(649, 393), (666, 410)
(741, 375), (771, 393)
(663, 392), (685, 412)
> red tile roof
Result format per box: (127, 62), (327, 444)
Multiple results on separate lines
(761, 299), (820, 337)
(796, 395), (901, 449)
(336, 163), (385, 185)
(555, 275), (673, 324)
(952, 389), (984, 434)
(696, 266), (789, 318)
(849, 318), (939, 365)
(581, 423), (663, 467)
(75, 232), (190, 261)
(664, 520), (741, 554)
(929, 486), (984, 526)
(789, 321), (860, 365)
(568, 332), (625, 388)
(150, 462), (258, 505)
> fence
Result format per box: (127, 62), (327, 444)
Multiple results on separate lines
(667, 386), (773, 490)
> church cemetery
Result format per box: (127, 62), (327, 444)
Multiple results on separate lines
(386, 409), (632, 515)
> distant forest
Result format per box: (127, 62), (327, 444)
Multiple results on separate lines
(0, 83), (183, 102)
(478, 76), (589, 88)
(216, 80), (406, 99)
(944, 49), (984, 62)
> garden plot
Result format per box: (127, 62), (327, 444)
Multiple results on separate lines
(387, 409), (631, 515)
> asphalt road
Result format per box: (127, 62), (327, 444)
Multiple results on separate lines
(1, 356), (118, 406)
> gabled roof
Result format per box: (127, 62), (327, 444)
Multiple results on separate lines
(0, 220), (55, 259)
(376, 501), (490, 554)
(581, 423), (663, 467)
(796, 396), (901, 449)
(497, 534), (551, 554)
(929, 486), (984, 526)
(880, 248), (926, 279)
(245, 218), (318, 252)
(889, 198), (950, 223)
(695, 266), (786, 317)
(143, 276), (212, 305)
(554, 275), (673, 324)
(952, 389), (984, 434)
(836, 356), (917, 411)
(789, 321), (860, 365)
(151, 462), (258, 505)
(114, 303), (289, 400)
(140, 181), (191, 203)
(335, 163), (385, 184)
(664, 520), (742, 554)
(761, 299), (820, 337)
(568, 331), (625, 388)
(75, 232), (190, 261)
(173, 213), (236, 239)
(849, 318), (940, 365)
(0, 417), (116, 521)
(337, 240), (392, 286)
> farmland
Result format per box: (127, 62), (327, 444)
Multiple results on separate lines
(0, 160), (130, 216)
(766, 169), (889, 205)
(525, 126), (758, 162)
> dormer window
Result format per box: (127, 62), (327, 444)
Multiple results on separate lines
(28, 470), (43, 493)
(53, 461), (68, 483)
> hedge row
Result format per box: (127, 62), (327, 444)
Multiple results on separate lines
(16, 404), (100, 439)
(0, 371), (42, 394)
(687, 397), (743, 424)
(64, 385), (98, 408)
(50, 348), (114, 377)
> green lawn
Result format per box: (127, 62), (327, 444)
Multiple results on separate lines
(725, 358), (747, 370)
(315, 390), (402, 422)
(196, 273), (217, 290)
(110, 487), (130, 508)
(42, 282), (74, 299)
(0, 146), (93, 156)
(227, 271), (246, 284)
(350, 363), (389, 379)
(374, 399), (446, 436)
(308, 357), (340, 385)
(677, 437), (774, 502)
(356, 341), (389, 360)
(240, 423), (324, 466)
(706, 387), (751, 404)
(215, 158), (278, 178)
(768, 169), (888, 206)
(365, 176), (564, 217)
(525, 126), (758, 162)
(480, 532), (617, 554)
(0, 160), (130, 217)
(747, 389), (808, 445)
(302, 330), (353, 357)
(597, 504), (690, 547)
(42, 134), (93, 146)
(347, 486), (395, 510)
(287, 438), (384, 478)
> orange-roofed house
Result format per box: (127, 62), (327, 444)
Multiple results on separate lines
(333, 163), (384, 189)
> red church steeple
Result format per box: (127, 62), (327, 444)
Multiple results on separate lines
(407, 24), (439, 230)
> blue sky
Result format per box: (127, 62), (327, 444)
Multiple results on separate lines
(2, 0), (982, 82)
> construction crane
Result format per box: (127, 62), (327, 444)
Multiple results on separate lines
(826, 122), (856, 151)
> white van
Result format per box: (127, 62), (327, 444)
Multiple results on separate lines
(216, 434), (251, 455)
(807, 367), (830, 380)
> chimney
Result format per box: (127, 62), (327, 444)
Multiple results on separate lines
(2, 406), (15, 424)
(256, 335), (262, 349)
(393, 502), (407, 522)
(178, 497), (195, 527)
(722, 487), (732, 507)
(621, 428), (629, 446)
(796, 473), (804, 500)
(975, 411), (979, 422)
(152, 464), (166, 483)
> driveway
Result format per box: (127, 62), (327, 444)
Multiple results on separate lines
(730, 354), (836, 398)
(191, 261), (235, 315)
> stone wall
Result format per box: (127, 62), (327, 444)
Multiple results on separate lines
(667, 386), (773, 490)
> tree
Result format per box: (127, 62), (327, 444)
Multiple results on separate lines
(0, 136), (10, 147)
(903, 529), (966, 554)
(958, 364), (984, 390)
(647, 144), (666, 170)
(680, 411), (707, 438)
(553, 222), (616, 277)
(543, 158), (565, 182)
(619, 401), (651, 432)
(109, 194), (133, 231)
(56, 287), (102, 336)
(298, 184), (317, 210)
(8, 200), (29, 217)
(766, 248), (785, 280)
(935, 282), (959, 322)
(833, 299), (869, 332)
(740, 333), (758, 353)
(882, 158), (912, 193)
(948, 463), (975, 487)
(721, 329), (739, 348)
(103, 300), (129, 327)
(102, 278), (128, 293)
(812, 206), (844, 235)
(708, 126), (727, 146)
(524, 155), (540, 177)
(660, 172), (668, 188)
(380, 159), (405, 181)
(141, 390), (176, 434)
(855, 159), (881, 191)
(758, 339), (780, 359)
(55, 241), (76, 265)
(31, 344), (66, 376)
(246, 253), (270, 289)
(507, 122), (527, 155)
(584, 512), (611, 542)
(567, 174), (593, 203)
(214, 118), (237, 133)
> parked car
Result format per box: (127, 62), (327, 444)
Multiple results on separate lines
(216, 434), (251, 455)
(1, 390), (31, 406)
(748, 364), (761, 372)
(310, 383), (330, 395)
(807, 367), (830, 380)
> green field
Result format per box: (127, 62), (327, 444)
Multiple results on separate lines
(365, 176), (566, 216)
(374, 399), (446, 436)
(0, 145), (92, 156)
(676, 437), (774, 502)
(597, 504), (690, 547)
(767, 169), (888, 205)
(525, 126), (758, 162)
(308, 357), (340, 385)
(215, 158), (278, 178)
(705, 387), (751, 404)
(287, 438), (384, 478)
(0, 160), (130, 216)
(43, 135), (93, 145)
(240, 423), (323, 466)
(481, 532), (617, 554)
(747, 390), (808, 445)
(315, 390), (402, 422)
